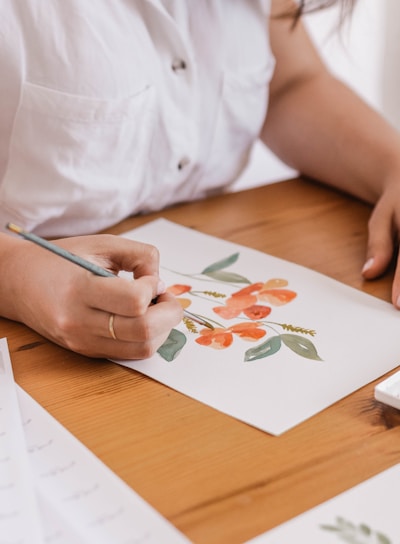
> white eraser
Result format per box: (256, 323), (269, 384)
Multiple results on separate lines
(374, 369), (400, 410)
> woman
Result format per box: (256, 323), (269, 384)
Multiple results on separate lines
(1, 0), (398, 359)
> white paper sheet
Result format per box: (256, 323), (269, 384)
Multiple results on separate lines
(17, 386), (191, 544)
(245, 463), (400, 543)
(0, 337), (44, 544)
(0, 338), (190, 544)
(115, 219), (400, 435)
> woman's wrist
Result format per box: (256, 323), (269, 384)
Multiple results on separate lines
(0, 233), (28, 320)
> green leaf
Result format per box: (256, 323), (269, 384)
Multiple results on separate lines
(201, 253), (240, 274)
(336, 517), (355, 530)
(377, 532), (392, 544)
(157, 329), (187, 362)
(359, 523), (371, 535)
(203, 270), (251, 284)
(281, 334), (322, 361)
(244, 336), (282, 362)
(319, 525), (341, 532)
(320, 517), (392, 544)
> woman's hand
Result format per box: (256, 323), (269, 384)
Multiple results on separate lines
(1, 233), (183, 359)
(361, 177), (400, 309)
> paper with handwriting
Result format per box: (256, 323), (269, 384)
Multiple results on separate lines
(0, 338), (190, 544)
(115, 219), (400, 435)
(245, 463), (400, 543)
(0, 337), (44, 544)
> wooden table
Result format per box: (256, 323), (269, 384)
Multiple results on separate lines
(2, 178), (400, 543)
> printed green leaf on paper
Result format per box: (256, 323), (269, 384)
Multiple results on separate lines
(201, 253), (240, 274)
(203, 269), (251, 284)
(244, 336), (282, 362)
(320, 516), (392, 544)
(201, 253), (251, 284)
(280, 334), (322, 361)
(157, 329), (187, 362)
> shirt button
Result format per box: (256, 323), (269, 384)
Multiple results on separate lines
(177, 157), (190, 170)
(171, 58), (187, 72)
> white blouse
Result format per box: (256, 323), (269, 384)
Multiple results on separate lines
(0, 0), (275, 236)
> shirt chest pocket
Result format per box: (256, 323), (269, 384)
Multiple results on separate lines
(221, 62), (272, 140)
(202, 59), (274, 189)
(1, 81), (155, 228)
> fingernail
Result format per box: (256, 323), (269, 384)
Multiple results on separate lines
(157, 279), (166, 295)
(362, 258), (374, 274)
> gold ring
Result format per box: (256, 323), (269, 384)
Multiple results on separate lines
(108, 313), (117, 340)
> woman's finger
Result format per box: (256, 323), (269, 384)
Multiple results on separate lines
(362, 197), (395, 280)
(104, 294), (182, 342)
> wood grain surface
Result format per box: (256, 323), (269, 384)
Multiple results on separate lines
(2, 178), (400, 543)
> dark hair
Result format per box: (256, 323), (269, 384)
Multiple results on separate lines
(292, 0), (356, 22)
(281, 0), (356, 26)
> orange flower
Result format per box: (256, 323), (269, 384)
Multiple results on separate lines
(231, 283), (264, 297)
(258, 289), (297, 306)
(167, 284), (192, 296)
(213, 292), (259, 320)
(262, 279), (288, 289)
(243, 304), (271, 320)
(229, 322), (266, 341)
(195, 322), (266, 349)
(213, 305), (241, 319)
(226, 294), (258, 308)
(213, 295), (271, 321)
(195, 328), (233, 349)
(177, 298), (191, 309)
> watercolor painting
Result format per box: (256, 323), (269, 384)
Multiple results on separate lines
(115, 219), (400, 435)
(158, 251), (322, 364)
(244, 464), (400, 543)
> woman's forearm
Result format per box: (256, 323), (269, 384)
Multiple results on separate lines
(262, 71), (400, 204)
